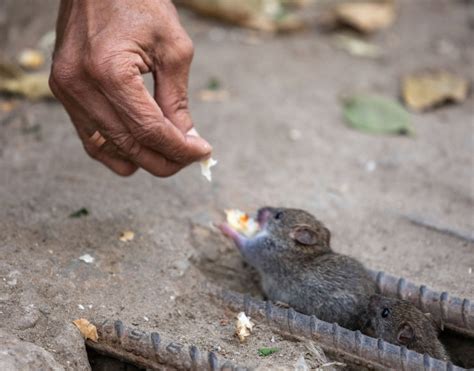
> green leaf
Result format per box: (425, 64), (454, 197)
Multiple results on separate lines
(207, 77), (221, 91)
(258, 347), (279, 357)
(69, 208), (89, 218)
(343, 94), (414, 135)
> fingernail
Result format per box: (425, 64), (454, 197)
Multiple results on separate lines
(187, 128), (199, 137)
(203, 141), (212, 152)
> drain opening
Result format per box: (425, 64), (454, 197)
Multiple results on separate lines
(440, 329), (474, 369)
(87, 347), (145, 371)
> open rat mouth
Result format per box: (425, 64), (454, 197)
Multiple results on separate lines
(218, 209), (261, 248)
(224, 209), (260, 236)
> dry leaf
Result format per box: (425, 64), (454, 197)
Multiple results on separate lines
(200, 157), (218, 182)
(333, 33), (381, 58)
(119, 230), (135, 242)
(0, 72), (53, 100)
(0, 100), (17, 113)
(0, 60), (23, 79)
(235, 312), (254, 342)
(178, 0), (305, 32)
(73, 318), (98, 342)
(402, 70), (469, 111)
(197, 89), (230, 102)
(334, 1), (395, 33)
(18, 49), (45, 70)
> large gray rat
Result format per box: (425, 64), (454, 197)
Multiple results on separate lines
(219, 207), (377, 330)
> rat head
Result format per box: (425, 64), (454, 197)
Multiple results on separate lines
(219, 207), (331, 271)
(256, 207), (331, 254)
(363, 295), (439, 348)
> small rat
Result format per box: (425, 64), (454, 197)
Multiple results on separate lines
(362, 295), (450, 361)
(219, 207), (377, 330)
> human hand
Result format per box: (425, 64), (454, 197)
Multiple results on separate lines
(50, 0), (211, 176)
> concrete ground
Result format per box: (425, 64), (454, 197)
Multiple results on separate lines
(0, 0), (473, 369)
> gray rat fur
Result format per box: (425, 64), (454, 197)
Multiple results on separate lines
(362, 295), (450, 361)
(220, 207), (377, 330)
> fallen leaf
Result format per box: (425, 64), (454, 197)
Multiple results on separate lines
(73, 318), (98, 342)
(0, 60), (23, 79)
(334, 1), (395, 34)
(200, 157), (218, 182)
(198, 77), (225, 101)
(119, 230), (135, 242)
(179, 0), (305, 32)
(79, 254), (95, 264)
(342, 94), (413, 135)
(18, 49), (45, 70)
(207, 77), (221, 90)
(0, 72), (53, 100)
(0, 100), (17, 113)
(69, 208), (89, 218)
(333, 33), (381, 58)
(197, 89), (230, 102)
(258, 347), (279, 356)
(402, 70), (470, 111)
(235, 312), (254, 342)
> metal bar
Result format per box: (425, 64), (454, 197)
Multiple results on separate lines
(369, 270), (474, 338)
(205, 284), (466, 371)
(86, 319), (250, 371)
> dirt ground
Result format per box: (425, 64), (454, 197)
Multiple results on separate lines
(0, 0), (473, 369)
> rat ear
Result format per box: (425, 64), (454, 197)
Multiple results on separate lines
(397, 323), (415, 345)
(290, 225), (320, 246)
(321, 226), (330, 247)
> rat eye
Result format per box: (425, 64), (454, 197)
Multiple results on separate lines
(274, 211), (283, 220)
(381, 308), (390, 318)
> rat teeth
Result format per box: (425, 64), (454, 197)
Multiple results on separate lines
(225, 209), (259, 237)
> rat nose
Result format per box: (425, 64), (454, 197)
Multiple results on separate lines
(257, 207), (273, 226)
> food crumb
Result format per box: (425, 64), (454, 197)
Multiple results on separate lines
(200, 158), (218, 182)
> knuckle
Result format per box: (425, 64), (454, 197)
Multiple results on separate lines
(169, 151), (186, 165)
(177, 36), (194, 62)
(83, 50), (110, 81)
(84, 47), (132, 85)
(111, 133), (142, 160)
(133, 122), (165, 147)
(166, 34), (194, 67)
(50, 59), (80, 91)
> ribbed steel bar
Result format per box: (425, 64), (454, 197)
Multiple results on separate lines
(369, 270), (474, 338)
(86, 319), (250, 371)
(206, 284), (466, 371)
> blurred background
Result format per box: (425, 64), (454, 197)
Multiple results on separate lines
(0, 0), (473, 369)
